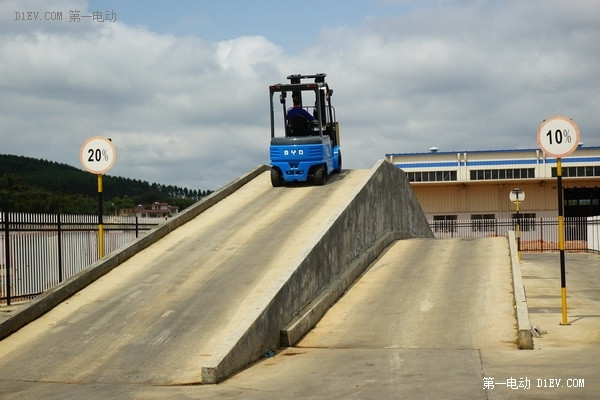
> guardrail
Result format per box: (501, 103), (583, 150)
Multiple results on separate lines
(429, 216), (599, 252)
(3, 212), (598, 306)
(1, 211), (160, 305)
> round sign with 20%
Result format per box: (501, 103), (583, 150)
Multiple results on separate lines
(536, 116), (581, 158)
(80, 136), (116, 174)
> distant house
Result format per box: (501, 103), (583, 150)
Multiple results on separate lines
(131, 202), (179, 218)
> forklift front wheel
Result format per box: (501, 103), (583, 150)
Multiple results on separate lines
(271, 168), (283, 187)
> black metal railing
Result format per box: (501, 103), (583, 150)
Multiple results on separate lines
(429, 217), (598, 252)
(1, 211), (160, 305)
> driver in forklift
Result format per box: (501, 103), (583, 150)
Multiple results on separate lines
(287, 96), (316, 122)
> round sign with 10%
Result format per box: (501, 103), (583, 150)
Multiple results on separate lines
(80, 136), (116, 174)
(536, 116), (581, 158)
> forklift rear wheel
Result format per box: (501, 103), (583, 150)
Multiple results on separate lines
(313, 165), (326, 186)
(335, 151), (342, 173)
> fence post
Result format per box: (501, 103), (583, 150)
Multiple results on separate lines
(135, 216), (139, 238)
(57, 213), (63, 283)
(539, 218), (543, 252)
(3, 210), (11, 306)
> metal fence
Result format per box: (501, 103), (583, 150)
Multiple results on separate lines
(429, 216), (599, 252)
(588, 215), (600, 253)
(1, 212), (160, 305)
(3, 212), (597, 306)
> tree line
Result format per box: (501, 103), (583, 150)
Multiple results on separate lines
(0, 154), (213, 215)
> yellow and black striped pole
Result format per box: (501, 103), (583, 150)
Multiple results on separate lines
(556, 158), (569, 325)
(536, 116), (581, 326)
(98, 174), (105, 259)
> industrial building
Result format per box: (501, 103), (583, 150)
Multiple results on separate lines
(386, 146), (600, 223)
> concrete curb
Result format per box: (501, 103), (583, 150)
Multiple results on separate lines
(280, 231), (414, 347)
(0, 165), (270, 341)
(507, 230), (534, 350)
(280, 232), (394, 346)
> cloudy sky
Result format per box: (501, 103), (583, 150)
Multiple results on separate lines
(1, 0), (599, 190)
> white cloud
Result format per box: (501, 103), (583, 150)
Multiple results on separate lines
(1, 0), (599, 191)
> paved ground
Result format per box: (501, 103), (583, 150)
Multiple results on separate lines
(520, 252), (600, 350)
(0, 241), (598, 399)
(479, 251), (600, 399)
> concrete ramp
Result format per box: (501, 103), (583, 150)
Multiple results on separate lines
(0, 161), (432, 384)
(297, 237), (518, 351)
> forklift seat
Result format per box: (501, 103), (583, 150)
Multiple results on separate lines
(288, 115), (311, 136)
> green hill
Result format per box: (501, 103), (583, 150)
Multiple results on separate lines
(0, 154), (212, 214)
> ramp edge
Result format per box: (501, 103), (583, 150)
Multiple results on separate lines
(280, 231), (418, 347)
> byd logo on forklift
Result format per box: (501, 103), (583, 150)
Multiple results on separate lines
(283, 149), (303, 156)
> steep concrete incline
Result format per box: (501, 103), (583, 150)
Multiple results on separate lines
(0, 160), (432, 384)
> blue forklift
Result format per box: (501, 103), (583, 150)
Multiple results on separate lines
(269, 73), (341, 187)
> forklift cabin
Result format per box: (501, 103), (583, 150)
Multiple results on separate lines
(268, 73), (341, 186)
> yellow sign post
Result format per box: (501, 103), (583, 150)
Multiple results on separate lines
(509, 188), (525, 263)
(80, 136), (116, 259)
(537, 116), (581, 325)
(556, 158), (568, 325)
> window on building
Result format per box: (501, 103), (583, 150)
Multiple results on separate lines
(433, 215), (457, 233)
(407, 171), (420, 182)
(471, 214), (496, 232)
(585, 166), (594, 176)
(552, 166), (600, 178)
(407, 170), (457, 182)
(470, 168), (535, 181)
